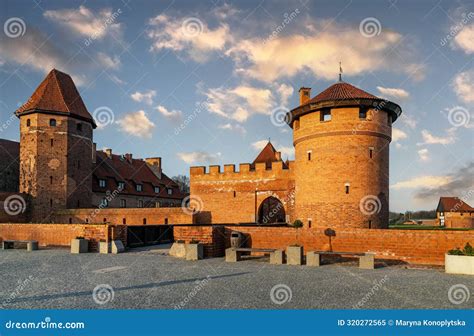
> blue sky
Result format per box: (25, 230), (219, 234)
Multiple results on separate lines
(0, 0), (472, 212)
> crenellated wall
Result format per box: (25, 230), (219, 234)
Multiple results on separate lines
(190, 161), (295, 224)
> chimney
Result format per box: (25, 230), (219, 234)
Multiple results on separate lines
(104, 148), (112, 159)
(146, 157), (162, 179)
(125, 153), (133, 163)
(299, 87), (311, 105)
(92, 143), (97, 163)
(275, 151), (282, 161)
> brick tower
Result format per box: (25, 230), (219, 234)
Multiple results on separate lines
(15, 69), (97, 222)
(288, 81), (402, 229)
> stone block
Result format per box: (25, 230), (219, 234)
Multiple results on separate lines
(270, 250), (284, 264)
(306, 251), (320, 266)
(186, 243), (204, 261)
(27, 241), (38, 251)
(445, 254), (474, 275)
(71, 238), (89, 254)
(286, 246), (303, 265)
(169, 242), (186, 258)
(111, 240), (125, 254)
(225, 248), (241, 262)
(99, 241), (110, 254)
(359, 253), (375, 269)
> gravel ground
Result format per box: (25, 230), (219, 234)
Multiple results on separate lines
(1, 247), (472, 309)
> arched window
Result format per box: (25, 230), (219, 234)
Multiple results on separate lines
(49, 119), (56, 127)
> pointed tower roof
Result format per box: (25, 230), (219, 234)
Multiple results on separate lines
(252, 141), (287, 169)
(15, 69), (96, 128)
(306, 82), (378, 105)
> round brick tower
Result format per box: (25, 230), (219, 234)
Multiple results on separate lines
(288, 81), (402, 229)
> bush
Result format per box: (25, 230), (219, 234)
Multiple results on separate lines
(448, 243), (474, 256)
(190, 239), (200, 244)
(292, 219), (303, 228)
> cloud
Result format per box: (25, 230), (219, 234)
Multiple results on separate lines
(452, 69), (474, 103)
(131, 90), (156, 106)
(376, 86), (410, 100)
(218, 123), (247, 134)
(96, 52), (121, 70)
(414, 162), (474, 200)
(116, 110), (155, 138)
(392, 128), (408, 143)
(251, 140), (269, 151)
(399, 114), (417, 129)
(44, 5), (122, 40)
(226, 23), (424, 83)
(418, 128), (456, 146)
(177, 151), (221, 165)
(147, 14), (231, 62)
(417, 148), (430, 162)
(391, 175), (452, 190)
(251, 140), (295, 159)
(453, 22), (474, 54)
(203, 85), (273, 122)
(155, 105), (183, 122)
(0, 28), (87, 85)
(276, 83), (294, 106)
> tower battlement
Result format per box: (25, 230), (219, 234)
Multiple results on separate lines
(190, 161), (294, 179)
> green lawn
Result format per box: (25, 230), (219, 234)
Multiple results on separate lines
(388, 224), (471, 231)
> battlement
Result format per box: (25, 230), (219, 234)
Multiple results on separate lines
(190, 161), (294, 178)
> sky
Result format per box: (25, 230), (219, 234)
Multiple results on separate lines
(0, 0), (472, 212)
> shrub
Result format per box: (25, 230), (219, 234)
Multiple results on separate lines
(293, 219), (303, 228)
(190, 239), (200, 244)
(448, 243), (474, 256)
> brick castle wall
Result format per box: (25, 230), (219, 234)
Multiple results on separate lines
(439, 212), (474, 229)
(174, 225), (225, 257)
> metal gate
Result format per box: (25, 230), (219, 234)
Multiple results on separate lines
(127, 225), (174, 248)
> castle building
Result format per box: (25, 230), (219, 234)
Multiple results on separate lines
(190, 80), (402, 229)
(8, 69), (185, 222)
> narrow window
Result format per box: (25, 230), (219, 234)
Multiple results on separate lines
(122, 218), (126, 225)
(320, 108), (331, 121)
(164, 218), (169, 225)
(86, 218), (89, 223)
(369, 147), (374, 159)
(50, 199), (53, 207)
(308, 219), (312, 228)
(120, 199), (126, 208)
(154, 186), (160, 193)
(155, 201), (160, 208)
(99, 179), (106, 188)
(69, 218), (72, 224)
(307, 150), (312, 161)
(77, 200), (80, 208)
(143, 218), (147, 225)
(359, 107), (368, 119)
(345, 183), (350, 194)
(101, 198), (108, 208)
(103, 218), (107, 223)
(368, 220), (372, 229)
(167, 188), (172, 195)
(50, 139), (54, 147)
(49, 119), (56, 127)
(136, 184), (143, 192)
(138, 200), (143, 208)
(26, 119), (31, 127)
(233, 191), (236, 197)
(76, 123), (82, 132)
(50, 176), (53, 184)
(118, 182), (125, 191)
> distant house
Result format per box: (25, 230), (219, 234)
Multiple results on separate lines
(436, 197), (474, 229)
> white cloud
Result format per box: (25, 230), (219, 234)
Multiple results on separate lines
(452, 69), (474, 103)
(276, 83), (294, 106)
(116, 110), (155, 138)
(417, 148), (430, 162)
(108, 74), (126, 85)
(96, 52), (121, 70)
(376, 86), (410, 100)
(218, 123), (246, 134)
(399, 114), (417, 129)
(177, 151), (221, 164)
(251, 140), (269, 151)
(418, 128), (456, 145)
(391, 175), (452, 190)
(204, 85), (273, 122)
(453, 23), (474, 54)
(44, 5), (122, 40)
(226, 23), (424, 83)
(392, 128), (408, 142)
(251, 140), (294, 159)
(156, 105), (183, 122)
(131, 90), (156, 106)
(147, 14), (231, 62)
(279, 146), (295, 159)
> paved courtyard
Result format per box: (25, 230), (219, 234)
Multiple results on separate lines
(1, 247), (472, 309)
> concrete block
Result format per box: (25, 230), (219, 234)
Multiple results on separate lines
(169, 242), (186, 258)
(99, 241), (110, 254)
(186, 243), (204, 261)
(71, 238), (89, 254)
(225, 248), (241, 262)
(286, 246), (303, 265)
(306, 252), (320, 266)
(445, 254), (474, 275)
(27, 241), (38, 251)
(270, 250), (284, 264)
(359, 253), (375, 269)
(111, 240), (125, 254)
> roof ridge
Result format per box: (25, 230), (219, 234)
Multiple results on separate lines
(51, 70), (71, 114)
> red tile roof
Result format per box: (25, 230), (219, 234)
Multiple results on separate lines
(15, 69), (96, 127)
(93, 151), (185, 200)
(252, 141), (287, 169)
(305, 81), (379, 106)
(0, 139), (19, 160)
(437, 197), (474, 212)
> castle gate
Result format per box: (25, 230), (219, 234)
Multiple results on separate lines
(258, 196), (286, 224)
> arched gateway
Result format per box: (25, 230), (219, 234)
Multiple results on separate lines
(258, 196), (286, 224)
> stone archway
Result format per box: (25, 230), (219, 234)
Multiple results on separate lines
(258, 196), (286, 224)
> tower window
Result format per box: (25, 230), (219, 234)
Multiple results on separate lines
(233, 191), (236, 197)
(308, 218), (312, 228)
(49, 119), (56, 127)
(320, 108), (331, 122)
(122, 218), (126, 224)
(120, 199), (126, 208)
(143, 218), (147, 225)
(76, 123), (82, 132)
(26, 119), (31, 127)
(345, 183), (350, 194)
(164, 218), (169, 225)
(359, 107), (368, 119)
(50, 199), (53, 207)
(50, 176), (53, 184)
(136, 184), (143, 192)
(307, 150), (312, 161)
(368, 220), (372, 229)
(99, 179), (106, 188)
(369, 147), (374, 159)
(50, 139), (54, 147)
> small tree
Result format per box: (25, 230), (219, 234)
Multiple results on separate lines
(292, 219), (303, 228)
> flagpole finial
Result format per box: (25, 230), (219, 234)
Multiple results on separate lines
(339, 61), (343, 82)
